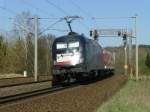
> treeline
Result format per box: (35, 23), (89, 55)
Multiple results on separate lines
(0, 33), (55, 76)
(106, 45), (150, 75)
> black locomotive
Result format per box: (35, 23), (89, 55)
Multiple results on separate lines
(52, 32), (115, 85)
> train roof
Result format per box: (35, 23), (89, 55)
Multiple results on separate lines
(53, 32), (102, 48)
(54, 32), (87, 43)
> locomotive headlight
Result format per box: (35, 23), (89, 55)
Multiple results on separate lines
(73, 49), (77, 53)
(71, 54), (80, 65)
(54, 60), (56, 65)
(79, 58), (84, 63)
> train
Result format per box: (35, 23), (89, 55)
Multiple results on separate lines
(52, 32), (115, 85)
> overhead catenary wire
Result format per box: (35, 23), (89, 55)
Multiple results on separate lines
(68, 0), (98, 29)
(45, 28), (68, 32)
(20, 0), (54, 17)
(36, 17), (60, 20)
(69, 0), (92, 18)
(44, 0), (90, 33)
(67, 0), (96, 31)
(0, 6), (32, 35)
(91, 16), (134, 31)
(0, 6), (16, 15)
(11, 17), (64, 36)
(39, 19), (64, 35)
(78, 19), (90, 30)
(0, 0), (89, 35)
(9, 17), (35, 34)
(0, 5), (34, 35)
(45, 0), (70, 16)
(92, 16), (134, 20)
(8, 17), (62, 37)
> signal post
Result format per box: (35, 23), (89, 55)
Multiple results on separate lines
(90, 28), (135, 78)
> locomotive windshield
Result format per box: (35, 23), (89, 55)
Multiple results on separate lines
(56, 41), (79, 50)
(56, 43), (67, 49)
(55, 41), (81, 66)
(68, 41), (79, 48)
(68, 41), (80, 52)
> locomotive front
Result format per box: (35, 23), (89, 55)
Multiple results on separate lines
(52, 33), (86, 76)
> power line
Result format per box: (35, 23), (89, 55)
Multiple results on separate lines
(0, 6), (31, 33)
(66, 0), (95, 31)
(45, 0), (70, 16)
(9, 17), (35, 33)
(92, 16), (133, 20)
(28, 0), (91, 33)
(0, 6), (16, 15)
(0, 5), (32, 32)
(78, 19), (90, 30)
(20, 0), (54, 17)
(39, 19), (64, 35)
(68, 0), (97, 29)
(45, 28), (68, 32)
(37, 17), (60, 20)
(69, 0), (92, 18)
(92, 16), (134, 29)
(8, 16), (63, 36)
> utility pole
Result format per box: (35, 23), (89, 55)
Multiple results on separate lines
(128, 36), (133, 78)
(92, 16), (139, 80)
(134, 15), (138, 81)
(34, 16), (38, 82)
(123, 33), (128, 76)
(124, 45), (128, 76)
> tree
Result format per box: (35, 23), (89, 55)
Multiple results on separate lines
(13, 11), (35, 39)
(12, 38), (26, 73)
(11, 11), (35, 75)
(38, 34), (55, 75)
(0, 35), (8, 72)
(26, 33), (34, 75)
(145, 52), (150, 68)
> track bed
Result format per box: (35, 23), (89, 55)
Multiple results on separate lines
(0, 74), (126, 112)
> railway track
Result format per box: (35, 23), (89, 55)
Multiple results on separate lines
(0, 83), (80, 106)
(0, 74), (125, 112)
(0, 75), (115, 106)
(0, 80), (52, 88)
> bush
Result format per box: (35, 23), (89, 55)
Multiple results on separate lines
(145, 52), (150, 68)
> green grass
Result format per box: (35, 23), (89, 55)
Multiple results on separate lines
(96, 79), (150, 112)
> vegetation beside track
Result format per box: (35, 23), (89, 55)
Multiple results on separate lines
(96, 79), (150, 112)
(107, 45), (150, 76)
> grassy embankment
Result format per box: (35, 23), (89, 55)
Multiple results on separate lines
(96, 79), (150, 112)
(96, 45), (150, 112)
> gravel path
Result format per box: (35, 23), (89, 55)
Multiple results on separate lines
(0, 74), (125, 112)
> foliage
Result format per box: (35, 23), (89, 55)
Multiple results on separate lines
(26, 33), (34, 75)
(0, 35), (7, 72)
(107, 46), (150, 75)
(145, 52), (150, 68)
(13, 11), (35, 39)
(0, 33), (54, 76)
(12, 37), (26, 73)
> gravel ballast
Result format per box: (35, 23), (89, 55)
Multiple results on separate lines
(0, 74), (125, 112)
(0, 81), (52, 97)
(0, 75), (51, 87)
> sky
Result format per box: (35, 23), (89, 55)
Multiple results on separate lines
(0, 0), (150, 47)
